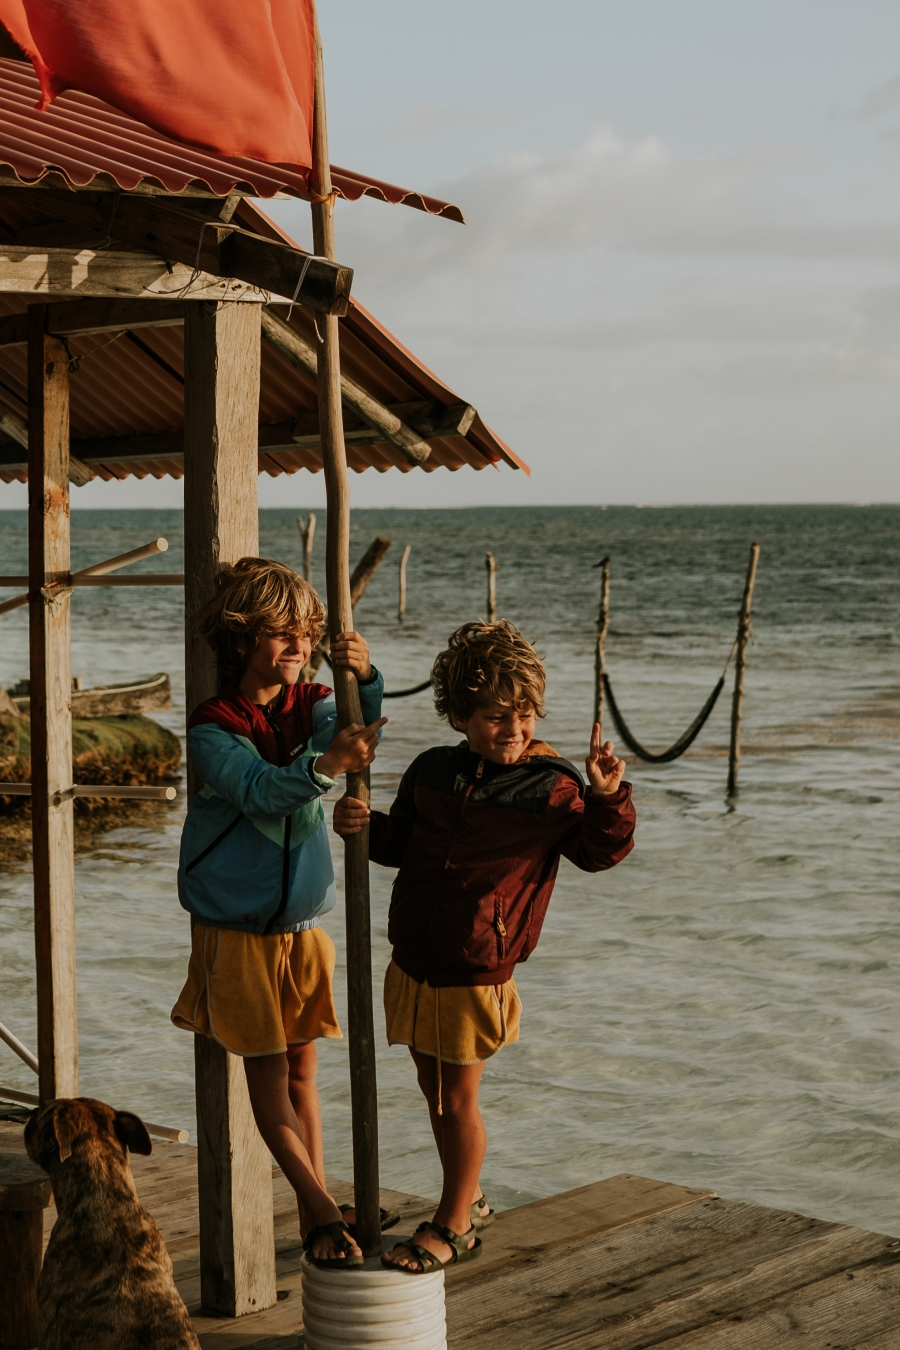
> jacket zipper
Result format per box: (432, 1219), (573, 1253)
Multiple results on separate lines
(445, 759), (482, 864)
(263, 704), (294, 933)
(422, 756), (483, 965)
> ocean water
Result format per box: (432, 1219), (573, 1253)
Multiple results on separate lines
(1, 504), (898, 1235)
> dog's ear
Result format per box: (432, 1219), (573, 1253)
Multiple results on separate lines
(113, 1111), (152, 1156)
(53, 1105), (79, 1164)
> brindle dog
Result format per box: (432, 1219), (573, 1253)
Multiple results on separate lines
(25, 1097), (199, 1350)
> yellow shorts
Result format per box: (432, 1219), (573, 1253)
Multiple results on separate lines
(383, 960), (521, 1065)
(171, 923), (342, 1057)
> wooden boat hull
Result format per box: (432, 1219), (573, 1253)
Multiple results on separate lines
(11, 672), (171, 719)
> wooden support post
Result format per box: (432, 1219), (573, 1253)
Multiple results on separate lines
(485, 550), (498, 622)
(727, 543), (761, 797)
(183, 299), (277, 1317)
(311, 9), (381, 1260)
(297, 512), (317, 582)
(28, 305), (78, 1105)
(594, 556), (610, 740)
(0, 1154), (52, 1350)
(398, 544), (411, 622)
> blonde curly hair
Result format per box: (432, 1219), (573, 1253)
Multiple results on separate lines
(198, 557), (326, 686)
(432, 620), (546, 726)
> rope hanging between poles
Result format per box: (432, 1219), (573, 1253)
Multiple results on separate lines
(603, 640), (738, 764)
(319, 649), (431, 699)
(382, 678), (432, 699)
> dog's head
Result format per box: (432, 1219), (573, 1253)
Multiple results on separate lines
(25, 1097), (152, 1172)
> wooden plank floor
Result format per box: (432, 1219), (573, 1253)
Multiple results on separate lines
(3, 1109), (900, 1348)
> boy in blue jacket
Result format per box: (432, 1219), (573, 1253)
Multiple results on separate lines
(172, 556), (386, 1268)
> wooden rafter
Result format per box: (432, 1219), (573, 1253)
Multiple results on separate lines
(0, 297), (187, 344)
(260, 309), (434, 465)
(0, 188), (353, 313)
(0, 246), (266, 300)
(0, 401), (476, 474)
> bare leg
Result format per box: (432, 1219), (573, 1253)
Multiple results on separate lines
(384, 1054), (485, 1270)
(243, 1051), (360, 1263)
(412, 1050), (489, 1212)
(285, 1041), (325, 1235)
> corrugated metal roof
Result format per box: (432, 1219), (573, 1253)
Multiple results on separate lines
(0, 196), (527, 483)
(0, 58), (464, 221)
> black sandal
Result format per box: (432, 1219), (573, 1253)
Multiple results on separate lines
(303, 1220), (364, 1269)
(470, 1195), (496, 1231)
(338, 1204), (401, 1240)
(381, 1220), (482, 1275)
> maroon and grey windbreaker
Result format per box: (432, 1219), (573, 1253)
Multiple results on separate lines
(369, 740), (636, 988)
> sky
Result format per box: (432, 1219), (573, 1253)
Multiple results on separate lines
(5, 0), (900, 509)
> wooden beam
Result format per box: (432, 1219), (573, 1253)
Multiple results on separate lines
(0, 298), (188, 348)
(0, 246), (269, 300)
(260, 308), (432, 465)
(0, 189), (353, 314)
(0, 393), (92, 485)
(286, 399), (476, 448)
(0, 400), (477, 476)
(0, 393), (27, 447)
(183, 299), (276, 1319)
(27, 305), (78, 1105)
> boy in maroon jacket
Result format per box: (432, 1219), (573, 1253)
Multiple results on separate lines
(333, 620), (636, 1274)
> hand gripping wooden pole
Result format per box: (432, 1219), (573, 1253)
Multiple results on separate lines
(311, 8), (381, 1260)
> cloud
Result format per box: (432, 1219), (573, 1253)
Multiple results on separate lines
(255, 119), (900, 506)
(860, 75), (900, 117)
(376, 122), (766, 267)
(328, 121), (899, 300)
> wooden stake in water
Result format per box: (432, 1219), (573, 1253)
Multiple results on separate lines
(297, 513), (316, 583)
(310, 7), (381, 1260)
(397, 544), (411, 621)
(594, 556), (610, 739)
(727, 543), (761, 797)
(485, 550), (498, 622)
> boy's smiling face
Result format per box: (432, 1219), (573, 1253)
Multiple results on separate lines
(240, 628), (312, 701)
(452, 698), (536, 764)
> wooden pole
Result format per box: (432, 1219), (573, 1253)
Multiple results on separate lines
(397, 544), (411, 622)
(594, 556), (610, 739)
(28, 304), (78, 1105)
(485, 550), (498, 622)
(0, 1163), (49, 1350)
(183, 299), (277, 1317)
(297, 512), (316, 582)
(311, 8), (381, 1260)
(727, 542), (761, 797)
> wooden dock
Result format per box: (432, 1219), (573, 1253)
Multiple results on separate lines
(4, 1109), (899, 1348)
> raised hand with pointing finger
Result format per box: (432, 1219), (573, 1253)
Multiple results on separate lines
(585, 724), (626, 796)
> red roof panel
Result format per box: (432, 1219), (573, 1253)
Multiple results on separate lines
(0, 58), (464, 221)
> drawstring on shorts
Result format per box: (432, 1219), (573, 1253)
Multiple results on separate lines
(434, 986), (443, 1116)
(279, 933), (304, 1010)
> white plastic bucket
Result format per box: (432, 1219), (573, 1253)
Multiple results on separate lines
(301, 1253), (446, 1350)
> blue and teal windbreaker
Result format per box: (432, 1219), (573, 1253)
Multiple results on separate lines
(177, 672), (384, 934)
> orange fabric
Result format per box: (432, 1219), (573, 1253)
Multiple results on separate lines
(0, 0), (315, 168)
